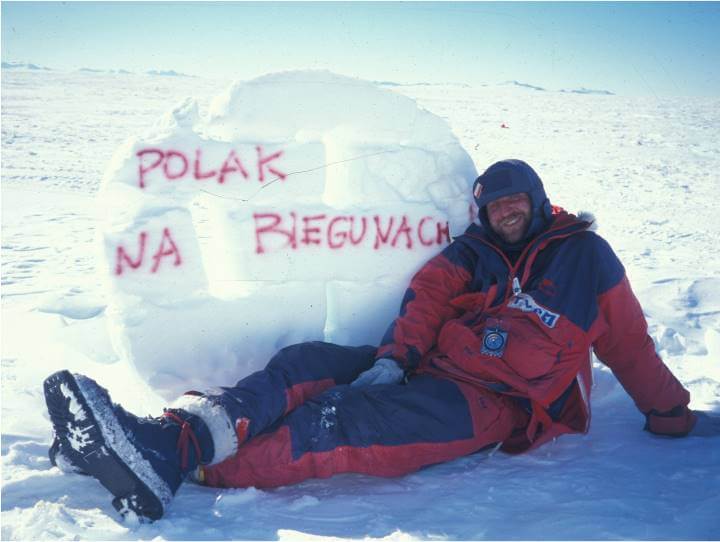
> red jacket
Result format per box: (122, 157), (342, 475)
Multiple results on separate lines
(378, 209), (695, 450)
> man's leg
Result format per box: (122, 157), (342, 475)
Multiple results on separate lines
(175, 342), (377, 462)
(44, 341), (376, 519)
(200, 374), (528, 488)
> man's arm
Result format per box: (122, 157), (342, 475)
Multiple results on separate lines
(592, 265), (696, 436)
(376, 241), (476, 371)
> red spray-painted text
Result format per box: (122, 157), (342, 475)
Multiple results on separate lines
(136, 146), (286, 189)
(114, 215), (450, 276)
(254, 212), (450, 254)
(115, 228), (182, 275)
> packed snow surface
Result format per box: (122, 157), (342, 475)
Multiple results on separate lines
(2, 69), (720, 540)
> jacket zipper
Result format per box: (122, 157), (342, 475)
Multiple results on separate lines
(467, 220), (590, 305)
(468, 237), (534, 304)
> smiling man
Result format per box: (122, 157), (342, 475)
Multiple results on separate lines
(472, 159), (554, 254)
(44, 159), (719, 521)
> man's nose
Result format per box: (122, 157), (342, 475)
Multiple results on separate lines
(495, 201), (515, 217)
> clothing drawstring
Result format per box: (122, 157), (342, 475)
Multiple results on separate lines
(163, 410), (203, 471)
(526, 400), (553, 443)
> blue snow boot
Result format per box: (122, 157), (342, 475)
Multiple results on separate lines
(44, 370), (215, 521)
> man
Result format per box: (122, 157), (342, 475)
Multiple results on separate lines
(44, 159), (719, 521)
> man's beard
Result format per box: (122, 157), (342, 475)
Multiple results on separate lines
(493, 212), (531, 244)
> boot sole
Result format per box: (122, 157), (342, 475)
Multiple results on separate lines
(44, 370), (172, 521)
(49, 436), (89, 475)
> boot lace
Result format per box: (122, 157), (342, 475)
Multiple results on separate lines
(163, 410), (203, 471)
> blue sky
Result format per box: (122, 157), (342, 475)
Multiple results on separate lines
(2, 2), (719, 96)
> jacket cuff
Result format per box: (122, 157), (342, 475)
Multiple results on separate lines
(644, 405), (697, 437)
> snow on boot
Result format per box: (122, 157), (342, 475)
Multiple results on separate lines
(49, 435), (88, 475)
(43, 370), (215, 521)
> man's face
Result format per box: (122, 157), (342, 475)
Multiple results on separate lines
(486, 193), (532, 244)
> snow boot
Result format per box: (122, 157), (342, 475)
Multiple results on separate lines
(44, 370), (215, 521)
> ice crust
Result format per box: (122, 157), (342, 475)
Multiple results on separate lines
(97, 70), (477, 399)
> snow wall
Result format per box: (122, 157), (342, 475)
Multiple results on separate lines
(97, 70), (477, 400)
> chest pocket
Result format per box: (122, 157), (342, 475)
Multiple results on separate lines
(497, 306), (570, 379)
(440, 294), (579, 382)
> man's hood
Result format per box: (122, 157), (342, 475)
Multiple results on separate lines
(472, 159), (552, 250)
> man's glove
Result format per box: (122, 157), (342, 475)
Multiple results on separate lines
(646, 406), (720, 438)
(689, 411), (720, 437)
(351, 358), (404, 387)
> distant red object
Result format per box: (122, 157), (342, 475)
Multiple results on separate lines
(501, 123), (510, 129)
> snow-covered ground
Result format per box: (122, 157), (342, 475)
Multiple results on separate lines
(2, 69), (719, 540)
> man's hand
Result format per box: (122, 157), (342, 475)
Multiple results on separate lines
(351, 358), (404, 387)
(689, 411), (720, 437)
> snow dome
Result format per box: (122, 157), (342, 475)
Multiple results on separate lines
(97, 70), (477, 399)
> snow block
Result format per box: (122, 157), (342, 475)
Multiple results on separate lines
(98, 70), (477, 400)
(102, 206), (207, 301)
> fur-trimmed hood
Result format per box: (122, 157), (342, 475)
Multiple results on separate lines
(576, 210), (598, 231)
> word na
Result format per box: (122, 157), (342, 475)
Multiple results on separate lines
(115, 228), (182, 275)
